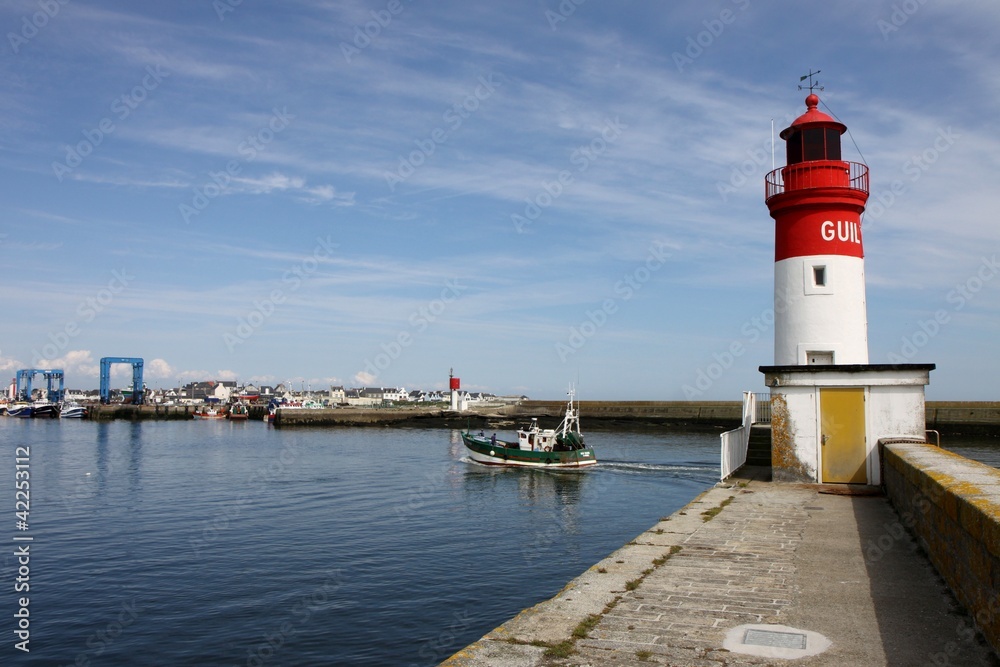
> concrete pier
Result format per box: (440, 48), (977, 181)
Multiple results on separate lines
(88, 404), (200, 420)
(441, 470), (999, 666)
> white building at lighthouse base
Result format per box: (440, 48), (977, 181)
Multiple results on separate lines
(760, 364), (934, 484)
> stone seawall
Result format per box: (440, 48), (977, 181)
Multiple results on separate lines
(510, 401), (742, 425)
(926, 401), (1000, 434)
(83, 400), (1000, 429)
(882, 442), (1000, 654)
(275, 406), (451, 426)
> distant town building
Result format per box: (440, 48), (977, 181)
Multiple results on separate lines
(184, 381), (236, 403)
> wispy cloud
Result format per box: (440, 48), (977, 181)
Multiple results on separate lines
(1, 2), (998, 397)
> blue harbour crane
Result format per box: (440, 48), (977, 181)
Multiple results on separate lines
(15, 368), (65, 402)
(99, 357), (144, 404)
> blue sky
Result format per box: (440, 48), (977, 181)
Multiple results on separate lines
(2, 0), (998, 400)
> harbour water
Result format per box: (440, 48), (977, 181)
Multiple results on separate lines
(3, 419), (724, 666)
(945, 434), (1000, 468)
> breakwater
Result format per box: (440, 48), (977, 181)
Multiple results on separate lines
(926, 401), (1000, 434)
(82, 400), (1000, 432)
(278, 401), (748, 428)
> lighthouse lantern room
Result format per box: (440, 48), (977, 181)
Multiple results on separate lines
(759, 88), (934, 485)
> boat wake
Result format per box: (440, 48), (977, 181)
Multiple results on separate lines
(596, 460), (717, 478)
(458, 456), (715, 479)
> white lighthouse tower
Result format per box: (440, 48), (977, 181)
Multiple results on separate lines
(766, 92), (870, 365)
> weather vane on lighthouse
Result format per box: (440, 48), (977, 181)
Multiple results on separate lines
(798, 69), (824, 94)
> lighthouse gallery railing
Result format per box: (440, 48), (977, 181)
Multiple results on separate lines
(765, 161), (869, 201)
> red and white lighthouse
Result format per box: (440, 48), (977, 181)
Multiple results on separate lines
(760, 86), (934, 486)
(765, 93), (870, 366)
(449, 368), (463, 411)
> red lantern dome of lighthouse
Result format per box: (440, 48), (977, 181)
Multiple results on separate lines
(782, 94), (844, 137)
(765, 92), (871, 366)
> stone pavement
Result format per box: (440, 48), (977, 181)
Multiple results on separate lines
(441, 468), (1000, 666)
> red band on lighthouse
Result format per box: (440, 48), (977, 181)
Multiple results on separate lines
(775, 210), (864, 261)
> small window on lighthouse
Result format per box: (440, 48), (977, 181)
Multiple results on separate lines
(813, 266), (827, 287)
(807, 351), (834, 365)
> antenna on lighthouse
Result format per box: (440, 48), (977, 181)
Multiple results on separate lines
(798, 69), (824, 93)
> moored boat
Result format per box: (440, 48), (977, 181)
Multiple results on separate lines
(59, 402), (88, 419)
(263, 399), (279, 423)
(6, 402), (33, 418)
(193, 407), (227, 419)
(227, 402), (249, 420)
(461, 390), (596, 468)
(32, 401), (59, 418)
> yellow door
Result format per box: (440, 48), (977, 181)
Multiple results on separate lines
(820, 388), (867, 483)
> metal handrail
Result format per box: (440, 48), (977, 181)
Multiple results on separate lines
(752, 392), (771, 424)
(720, 391), (756, 481)
(765, 160), (869, 200)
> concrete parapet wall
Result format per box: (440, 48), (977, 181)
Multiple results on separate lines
(882, 442), (1000, 654)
